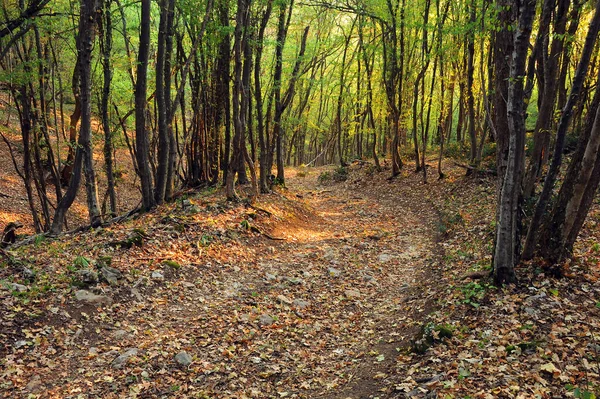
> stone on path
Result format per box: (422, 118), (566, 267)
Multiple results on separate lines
(175, 351), (193, 366)
(77, 270), (98, 286)
(259, 314), (274, 325)
(112, 348), (138, 368)
(25, 375), (43, 393)
(277, 295), (293, 305)
(378, 254), (393, 263)
(113, 329), (129, 340)
(328, 267), (341, 277)
(75, 290), (112, 305)
(344, 289), (361, 299)
(293, 299), (310, 309)
(100, 266), (122, 285)
(7, 283), (28, 292)
(151, 271), (164, 280)
(14, 340), (27, 349)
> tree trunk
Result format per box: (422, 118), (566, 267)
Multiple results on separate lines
(51, 0), (101, 233)
(522, 0), (569, 199)
(226, 0), (249, 200)
(99, 0), (116, 216)
(466, 0), (477, 164)
(521, 0), (600, 259)
(336, 20), (355, 167)
(154, 0), (171, 204)
(493, 0), (514, 187)
(60, 60), (81, 186)
(256, 1), (272, 193)
(492, 0), (536, 285)
(135, 0), (155, 210)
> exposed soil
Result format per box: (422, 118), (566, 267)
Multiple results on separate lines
(0, 162), (451, 398)
(2, 161), (599, 399)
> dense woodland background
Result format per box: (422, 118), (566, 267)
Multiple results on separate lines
(1, 0), (600, 285)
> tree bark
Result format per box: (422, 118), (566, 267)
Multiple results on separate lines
(135, 0), (155, 210)
(51, 0), (101, 233)
(99, 0), (117, 216)
(466, 0), (477, 164)
(256, 1), (273, 193)
(492, 0), (536, 285)
(522, 0), (569, 199)
(521, 0), (600, 260)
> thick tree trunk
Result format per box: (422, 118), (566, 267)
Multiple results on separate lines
(255, 3), (272, 193)
(135, 0), (155, 210)
(17, 86), (43, 232)
(154, 0), (171, 204)
(164, 0), (176, 199)
(493, 0), (514, 187)
(80, 0), (101, 227)
(226, 0), (249, 200)
(492, 0), (536, 285)
(51, 0), (101, 233)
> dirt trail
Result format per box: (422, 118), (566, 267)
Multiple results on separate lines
(2, 164), (445, 399)
(286, 167), (443, 398)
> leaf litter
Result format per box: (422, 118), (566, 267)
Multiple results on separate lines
(0, 161), (598, 398)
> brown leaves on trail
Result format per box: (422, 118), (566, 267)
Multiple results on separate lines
(1, 162), (599, 398)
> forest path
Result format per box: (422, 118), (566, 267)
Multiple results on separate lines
(280, 166), (444, 398)
(3, 163), (446, 399)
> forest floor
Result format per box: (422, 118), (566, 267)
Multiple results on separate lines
(0, 119), (141, 234)
(1, 161), (600, 399)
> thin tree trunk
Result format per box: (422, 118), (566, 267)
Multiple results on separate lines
(99, 0), (116, 216)
(522, 0), (569, 199)
(466, 0), (477, 164)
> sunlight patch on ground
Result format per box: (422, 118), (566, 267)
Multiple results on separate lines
(0, 210), (28, 224)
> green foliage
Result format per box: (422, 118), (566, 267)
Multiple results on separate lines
(97, 256), (113, 268)
(33, 235), (46, 247)
(318, 167), (348, 184)
(438, 210), (464, 235)
(411, 322), (454, 354)
(70, 256), (91, 271)
(199, 234), (213, 246)
(163, 260), (181, 269)
(318, 171), (332, 183)
(460, 282), (492, 308)
(444, 141), (470, 159)
(480, 142), (496, 160)
(566, 384), (598, 399)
